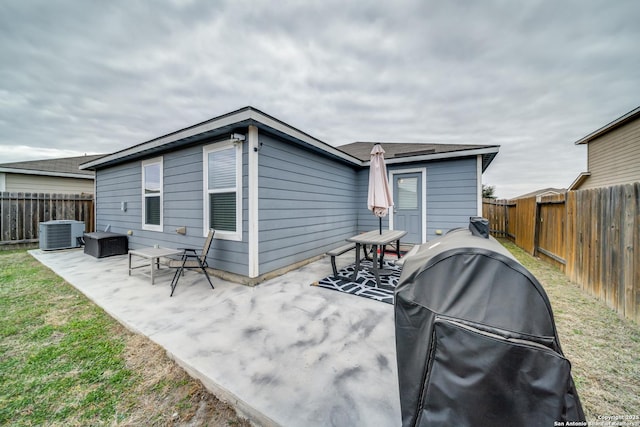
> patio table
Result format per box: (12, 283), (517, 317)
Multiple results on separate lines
(128, 247), (182, 285)
(347, 229), (407, 287)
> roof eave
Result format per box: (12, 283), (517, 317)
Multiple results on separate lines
(574, 105), (640, 145)
(0, 167), (94, 179)
(568, 172), (591, 190)
(80, 107), (362, 170)
(376, 146), (499, 170)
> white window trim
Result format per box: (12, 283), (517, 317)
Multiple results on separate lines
(203, 140), (243, 241)
(142, 157), (163, 232)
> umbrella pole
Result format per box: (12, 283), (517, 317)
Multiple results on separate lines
(379, 217), (382, 234)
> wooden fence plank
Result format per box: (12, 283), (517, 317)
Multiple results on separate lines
(536, 194), (567, 270)
(565, 191), (576, 280)
(515, 196), (537, 255)
(622, 184), (633, 319)
(624, 182), (640, 323)
(1, 193), (10, 241)
(10, 194), (18, 241)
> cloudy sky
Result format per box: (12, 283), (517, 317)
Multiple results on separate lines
(1, 0), (638, 198)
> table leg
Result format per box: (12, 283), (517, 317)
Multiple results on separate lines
(150, 256), (155, 285)
(371, 244), (381, 287)
(363, 244), (371, 261)
(352, 243), (362, 282)
(128, 252), (132, 276)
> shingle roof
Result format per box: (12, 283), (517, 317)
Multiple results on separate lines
(337, 142), (499, 171)
(338, 142), (497, 161)
(0, 154), (104, 178)
(511, 187), (567, 200)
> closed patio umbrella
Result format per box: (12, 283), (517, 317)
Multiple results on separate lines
(368, 144), (394, 234)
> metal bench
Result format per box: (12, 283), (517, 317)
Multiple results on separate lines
(327, 243), (357, 277)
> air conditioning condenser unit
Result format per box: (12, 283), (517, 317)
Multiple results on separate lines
(39, 220), (85, 250)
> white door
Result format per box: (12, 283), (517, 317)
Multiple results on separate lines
(393, 172), (423, 244)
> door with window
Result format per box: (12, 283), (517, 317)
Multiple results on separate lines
(393, 172), (423, 244)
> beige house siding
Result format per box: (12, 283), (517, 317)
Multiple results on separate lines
(580, 118), (640, 190)
(4, 173), (95, 194)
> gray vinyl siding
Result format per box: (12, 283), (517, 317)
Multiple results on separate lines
(95, 142), (249, 276)
(356, 157), (478, 242)
(257, 133), (358, 274)
(425, 158), (478, 238)
(95, 162), (140, 235)
(582, 118), (640, 189)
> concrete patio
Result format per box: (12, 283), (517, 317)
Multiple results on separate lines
(30, 248), (401, 427)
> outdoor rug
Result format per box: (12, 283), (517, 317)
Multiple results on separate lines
(313, 260), (402, 304)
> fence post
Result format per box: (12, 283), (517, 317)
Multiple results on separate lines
(533, 198), (541, 258)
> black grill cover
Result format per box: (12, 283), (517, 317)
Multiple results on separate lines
(394, 226), (584, 427)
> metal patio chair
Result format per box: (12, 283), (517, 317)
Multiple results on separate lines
(168, 229), (215, 297)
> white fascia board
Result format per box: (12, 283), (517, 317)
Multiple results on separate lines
(372, 146), (500, 166)
(0, 167), (94, 179)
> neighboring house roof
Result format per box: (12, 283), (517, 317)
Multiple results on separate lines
(511, 187), (566, 200)
(568, 172), (591, 191)
(569, 105), (640, 190)
(574, 105), (640, 145)
(338, 142), (499, 172)
(0, 154), (104, 179)
(81, 106), (500, 171)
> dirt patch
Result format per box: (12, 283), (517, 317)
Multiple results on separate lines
(116, 331), (251, 426)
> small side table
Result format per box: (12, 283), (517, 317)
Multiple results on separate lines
(128, 247), (182, 285)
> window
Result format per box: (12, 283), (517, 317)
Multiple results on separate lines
(397, 177), (418, 210)
(142, 157), (163, 231)
(203, 141), (242, 240)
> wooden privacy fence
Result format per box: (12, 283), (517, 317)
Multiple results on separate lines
(482, 198), (516, 239)
(0, 192), (94, 246)
(483, 182), (640, 324)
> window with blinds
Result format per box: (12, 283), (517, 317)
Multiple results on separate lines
(397, 177), (418, 210)
(142, 158), (162, 231)
(204, 141), (242, 240)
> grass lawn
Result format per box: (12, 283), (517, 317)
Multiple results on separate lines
(501, 240), (640, 420)
(0, 250), (249, 426)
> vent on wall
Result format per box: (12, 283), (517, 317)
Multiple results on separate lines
(39, 220), (85, 250)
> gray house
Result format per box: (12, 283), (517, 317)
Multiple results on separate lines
(81, 107), (499, 282)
